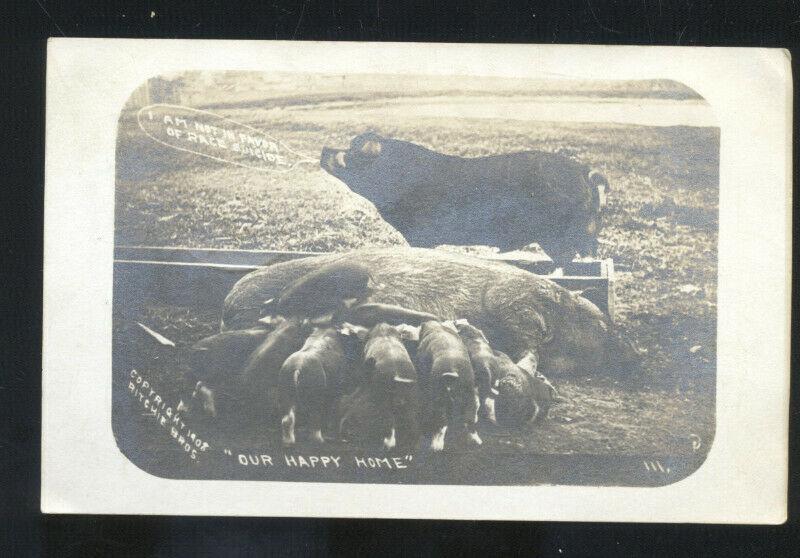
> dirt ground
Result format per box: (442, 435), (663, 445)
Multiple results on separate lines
(113, 73), (717, 483)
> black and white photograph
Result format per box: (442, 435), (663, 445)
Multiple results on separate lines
(41, 40), (790, 521)
(112, 69), (718, 485)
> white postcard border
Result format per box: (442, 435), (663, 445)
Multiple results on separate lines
(42, 39), (791, 523)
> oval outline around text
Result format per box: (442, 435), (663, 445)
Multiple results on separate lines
(136, 103), (316, 173)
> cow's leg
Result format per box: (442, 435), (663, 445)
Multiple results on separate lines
(539, 236), (576, 276)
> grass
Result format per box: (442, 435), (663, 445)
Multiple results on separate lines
(113, 73), (718, 479)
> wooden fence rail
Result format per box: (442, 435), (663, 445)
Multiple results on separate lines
(113, 246), (615, 319)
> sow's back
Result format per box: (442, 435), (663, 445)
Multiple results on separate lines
(223, 248), (639, 379)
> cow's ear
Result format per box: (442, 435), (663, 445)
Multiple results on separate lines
(360, 140), (382, 157)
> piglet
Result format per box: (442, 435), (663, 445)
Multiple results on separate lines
(276, 327), (357, 445)
(178, 326), (272, 420)
(416, 320), (481, 451)
(338, 323), (420, 451)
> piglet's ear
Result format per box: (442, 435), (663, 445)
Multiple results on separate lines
(310, 313), (334, 326)
(259, 314), (286, 326)
(441, 321), (458, 334)
(340, 323), (370, 340)
(353, 325), (370, 340)
(396, 324), (420, 342)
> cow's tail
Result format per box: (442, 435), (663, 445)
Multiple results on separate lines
(587, 170), (610, 211)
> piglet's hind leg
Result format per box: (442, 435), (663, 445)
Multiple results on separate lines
(281, 406), (296, 446)
(383, 425), (397, 451)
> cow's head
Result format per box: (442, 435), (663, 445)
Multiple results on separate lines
(320, 132), (431, 211)
(321, 132), (383, 176)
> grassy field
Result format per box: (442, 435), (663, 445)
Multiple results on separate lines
(113, 73), (718, 479)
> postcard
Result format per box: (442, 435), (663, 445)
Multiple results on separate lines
(42, 39), (790, 522)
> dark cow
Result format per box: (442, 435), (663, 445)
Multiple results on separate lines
(321, 132), (609, 267)
(223, 248), (642, 381)
(277, 327), (357, 446)
(338, 323), (420, 451)
(416, 321), (481, 451)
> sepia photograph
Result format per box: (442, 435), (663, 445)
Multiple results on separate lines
(112, 70), (717, 485)
(41, 40), (790, 521)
